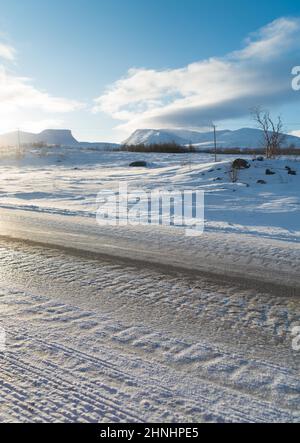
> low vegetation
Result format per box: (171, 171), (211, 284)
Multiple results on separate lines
(119, 143), (300, 156)
(120, 142), (196, 153)
(197, 147), (300, 155)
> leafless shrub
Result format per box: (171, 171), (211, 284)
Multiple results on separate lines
(252, 107), (286, 158)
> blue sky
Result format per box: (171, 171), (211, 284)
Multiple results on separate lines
(0, 0), (300, 141)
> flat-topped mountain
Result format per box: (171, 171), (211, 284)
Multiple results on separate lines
(0, 129), (118, 149)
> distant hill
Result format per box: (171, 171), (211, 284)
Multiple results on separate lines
(124, 128), (300, 149)
(2, 127), (300, 151)
(0, 129), (119, 150)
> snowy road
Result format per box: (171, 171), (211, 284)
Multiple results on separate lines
(0, 210), (299, 422)
(0, 207), (300, 290)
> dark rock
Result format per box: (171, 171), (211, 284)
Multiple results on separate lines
(265, 169), (275, 175)
(232, 158), (250, 169)
(214, 177), (222, 181)
(257, 180), (267, 184)
(285, 166), (296, 175)
(256, 156), (264, 162)
(129, 161), (148, 167)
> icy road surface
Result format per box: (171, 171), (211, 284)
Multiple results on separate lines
(0, 212), (299, 422)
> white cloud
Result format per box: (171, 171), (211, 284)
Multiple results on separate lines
(20, 119), (64, 133)
(0, 42), (16, 61)
(234, 17), (300, 60)
(289, 130), (300, 137)
(0, 116), (65, 135)
(0, 38), (84, 134)
(0, 66), (83, 113)
(94, 17), (300, 134)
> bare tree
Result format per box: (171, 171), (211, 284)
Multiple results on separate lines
(252, 107), (285, 158)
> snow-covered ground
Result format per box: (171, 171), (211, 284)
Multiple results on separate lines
(0, 146), (299, 423)
(0, 147), (299, 242)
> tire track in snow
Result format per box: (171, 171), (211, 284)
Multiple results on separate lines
(0, 240), (299, 422)
(1, 325), (297, 423)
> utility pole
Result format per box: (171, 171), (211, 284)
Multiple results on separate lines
(16, 128), (23, 159)
(213, 124), (217, 162)
(17, 128), (21, 153)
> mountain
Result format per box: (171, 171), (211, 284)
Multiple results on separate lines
(123, 129), (189, 146)
(2, 127), (299, 151)
(0, 129), (119, 149)
(124, 128), (300, 149)
(0, 129), (78, 147)
(35, 129), (78, 146)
